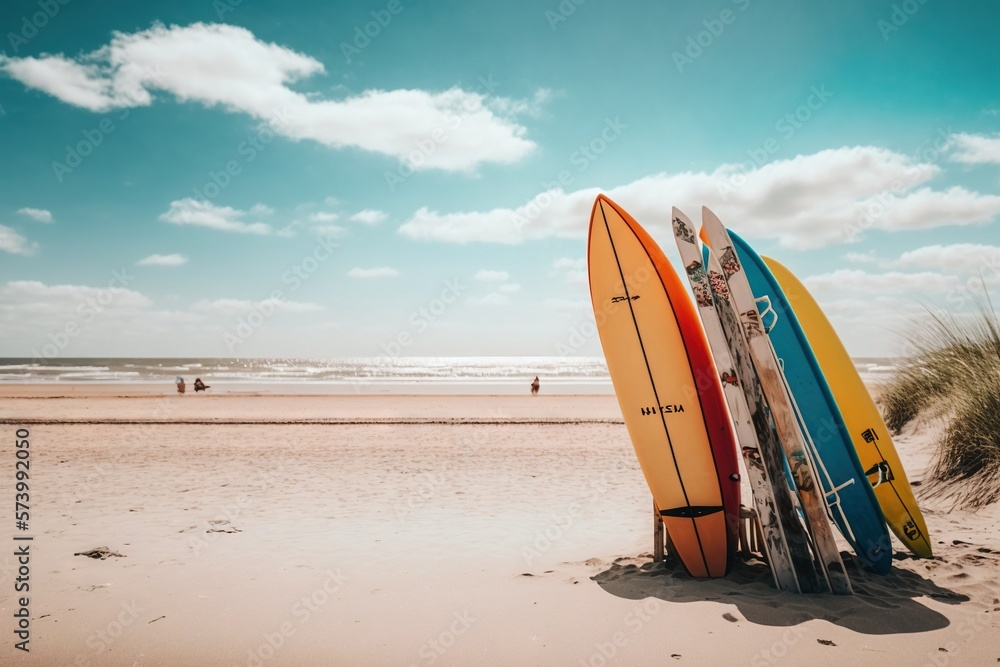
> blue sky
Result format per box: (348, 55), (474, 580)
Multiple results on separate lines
(1, 0), (998, 359)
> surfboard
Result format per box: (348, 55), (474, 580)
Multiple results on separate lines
(726, 231), (892, 574)
(763, 256), (932, 558)
(587, 195), (740, 578)
(672, 208), (821, 593)
(700, 207), (852, 594)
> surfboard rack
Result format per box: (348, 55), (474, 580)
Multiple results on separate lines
(653, 502), (765, 564)
(738, 505), (767, 562)
(651, 500), (680, 562)
(755, 295), (779, 334)
(654, 500), (665, 562)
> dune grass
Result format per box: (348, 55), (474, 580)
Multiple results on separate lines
(880, 301), (1000, 508)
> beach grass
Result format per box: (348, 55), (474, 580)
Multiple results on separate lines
(880, 300), (1000, 508)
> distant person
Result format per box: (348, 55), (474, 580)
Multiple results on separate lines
(176, 377), (186, 395)
(531, 376), (540, 396)
(194, 378), (210, 392)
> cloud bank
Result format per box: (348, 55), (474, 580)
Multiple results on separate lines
(399, 146), (1000, 249)
(0, 22), (538, 171)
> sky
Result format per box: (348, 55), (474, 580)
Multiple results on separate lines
(1, 0), (999, 359)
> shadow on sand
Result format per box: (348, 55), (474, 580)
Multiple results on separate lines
(592, 552), (969, 634)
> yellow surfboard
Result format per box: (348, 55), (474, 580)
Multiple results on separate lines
(588, 195), (740, 578)
(763, 257), (932, 558)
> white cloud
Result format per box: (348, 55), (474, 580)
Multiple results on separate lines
(543, 298), (589, 312)
(137, 253), (187, 266)
(803, 269), (961, 296)
(889, 243), (1000, 274)
(347, 266), (399, 279)
(397, 188), (590, 244)
(250, 203), (274, 216)
(807, 295), (929, 357)
(0, 280), (151, 309)
(17, 208), (53, 223)
(323, 196), (341, 207)
(948, 132), (1000, 165)
(773, 259), (1000, 355)
(467, 282), (519, 305)
(474, 269), (509, 282)
(398, 146), (1000, 249)
(488, 88), (553, 118)
(843, 251), (877, 264)
(0, 56), (124, 111)
(309, 212), (339, 223)
(0, 22), (538, 171)
(309, 224), (345, 237)
(191, 298), (323, 315)
(467, 292), (509, 306)
(552, 258), (585, 270)
(348, 209), (387, 225)
(550, 257), (587, 285)
(263, 300), (324, 313)
(0, 281), (212, 352)
(0, 226), (37, 256)
(160, 198), (273, 235)
(870, 186), (1000, 233)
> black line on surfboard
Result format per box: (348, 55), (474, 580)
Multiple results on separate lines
(598, 199), (712, 578)
(865, 435), (930, 553)
(660, 505), (724, 518)
(626, 208), (735, 572)
(643, 224), (735, 572)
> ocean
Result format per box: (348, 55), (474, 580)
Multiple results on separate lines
(0, 357), (901, 394)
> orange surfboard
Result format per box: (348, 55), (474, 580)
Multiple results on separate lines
(587, 195), (740, 578)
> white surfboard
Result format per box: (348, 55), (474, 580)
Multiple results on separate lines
(672, 207), (821, 593)
(701, 207), (852, 595)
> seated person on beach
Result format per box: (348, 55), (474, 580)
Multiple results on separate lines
(194, 378), (210, 392)
(531, 376), (540, 396)
(176, 377), (186, 394)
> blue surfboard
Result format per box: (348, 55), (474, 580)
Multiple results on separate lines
(729, 231), (892, 574)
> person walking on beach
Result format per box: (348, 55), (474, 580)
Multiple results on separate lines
(531, 376), (540, 396)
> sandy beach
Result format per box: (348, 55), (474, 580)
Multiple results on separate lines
(1, 387), (998, 666)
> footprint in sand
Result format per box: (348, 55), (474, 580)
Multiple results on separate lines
(74, 547), (125, 560)
(80, 583), (112, 592)
(205, 519), (242, 534)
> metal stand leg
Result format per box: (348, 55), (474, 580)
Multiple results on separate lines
(739, 507), (750, 556)
(653, 499), (664, 563)
(738, 505), (767, 561)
